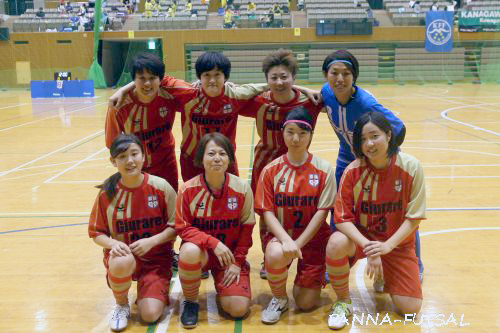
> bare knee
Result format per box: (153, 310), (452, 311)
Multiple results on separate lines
(265, 243), (287, 268)
(326, 232), (353, 258)
(392, 295), (422, 315)
(179, 242), (202, 263)
(293, 287), (319, 312)
(108, 254), (135, 276)
(295, 298), (315, 312)
(221, 297), (250, 318)
(139, 307), (162, 323)
(138, 299), (165, 323)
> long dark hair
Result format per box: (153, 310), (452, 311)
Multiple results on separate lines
(352, 112), (398, 159)
(96, 134), (144, 199)
(193, 133), (235, 169)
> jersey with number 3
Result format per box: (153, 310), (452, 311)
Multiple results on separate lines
(334, 152), (426, 247)
(255, 153), (337, 242)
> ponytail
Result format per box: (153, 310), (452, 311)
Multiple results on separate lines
(96, 172), (122, 199)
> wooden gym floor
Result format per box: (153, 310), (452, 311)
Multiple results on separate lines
(0, 83), (499, 333)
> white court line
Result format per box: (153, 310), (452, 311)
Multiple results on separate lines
(12, 158), (106, 172)
(426, 175), (500, 179)
(422, 164), (500, 168)
(49, 180), (103, 184)
(0, 103), (29, 111)
(354, 227), (500, 313)
(0, 102), (107, 132)
(440, 103), (500, 136)
(156, 275), (182, 333)
(44, 147), (107, 183)
(0, 130), (104, 177)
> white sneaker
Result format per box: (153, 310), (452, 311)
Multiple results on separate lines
(261, 296), (288, 324)
(373, 278), (385, 293)
(327, 300), (353, 330)
(109, 303), (130, 332)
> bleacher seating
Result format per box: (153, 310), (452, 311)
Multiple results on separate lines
(232, 0), (291, 28)
(394, 47), (465, 82)
(305, 0), (371, 27)
(479, 47), (500, 82)
(138, 0), (208, 30)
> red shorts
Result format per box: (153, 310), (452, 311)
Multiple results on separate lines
(143, 150), (179, 192)
(104, 254), (173, 304)
(350, 244), (422, 299)
(203, 253), (251, 299)
(266, 234), (330, 290)
(180, 153), (239, 182)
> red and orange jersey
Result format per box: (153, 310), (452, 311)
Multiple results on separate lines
(88, 173), (177, 260)
(175, 173), (256, 267)
(160, 75), (267, 157)
(105, 90), (177, 171)
(239, 88), (326, 194)
(255, 153), (337, 243)
(334, 152), (426, 247)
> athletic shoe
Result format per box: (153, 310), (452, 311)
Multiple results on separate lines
(327, 300), (353, 330)
(172, 252), (179, 271)
(260, 262), (267, 279)
(181, 301), (199, 329)
(109, 303), (130, 332)
(201, 270), (209, 279)
(373, 278), (385, 293)
(325, 270), (330, 284)
(261, 297), (288, 324)
(419, 271), (424, 284)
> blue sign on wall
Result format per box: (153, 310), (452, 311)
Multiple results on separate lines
(31, 80), (95, 98)
(425, 11), (454, 52)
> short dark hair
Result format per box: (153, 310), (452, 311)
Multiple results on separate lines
(352, 111), (398, 159)
(193, 133), (235, 169)
(131, 52), (165, 80)
(282, 106), (314, 132)
(195, 52), (231, 80)
(322, 50), (359, 84)
(97, 134), (144, 199)
(262, 49), (298, 79)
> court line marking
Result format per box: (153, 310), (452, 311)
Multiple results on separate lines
(0, 222), (87, 234)
(0, 101), (107, 132)
(154, 275), (182, 333)
(44, 147), (107, 183)
(0, 130), (104, 177)
(0, 103), (29, 111)
(440, 103), (500, 136)
(355, 227), (500, 314)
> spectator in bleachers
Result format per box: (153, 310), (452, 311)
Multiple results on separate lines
(65, 1), (74, 13)
(144, 0), (154, 17)
(408, 0), (416, 8)
(247, 1), (256, 11)
(430, 1), (439, 10)
(446, 0), (457, 11)
(153, 0), (161, 16)
(36, 7), (45, 18)
(172, 1), (178, 13)
(221, 0), (227, 9)
(224, 8), (234, 28)
(167, 5), (176, 16)
(281, 4), (289, 13)
(297, 0), (305, 11)
(184, 0), (193, 11)
(366, 7), (373, 18)
(414, 1), (421, 13)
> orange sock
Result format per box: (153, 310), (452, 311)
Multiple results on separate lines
(107, 271), (132, 304)
(178, 260), (202, 301)
(326, 256), (350, 300)
(265, 263), (288, 298)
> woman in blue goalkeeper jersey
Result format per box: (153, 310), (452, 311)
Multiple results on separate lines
(320, 50), (423, 281)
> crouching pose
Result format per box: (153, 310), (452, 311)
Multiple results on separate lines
(255, 107), (337, 324)
(89, 134), (177, 331)
(326, 111), (425, 330)
(175, 133), (256, 328)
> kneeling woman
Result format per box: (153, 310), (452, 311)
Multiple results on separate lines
(255, 107), (337, 324)
(88, 134), (177, 332)
(326, 111), (425, 330)
(175, 133), (255, 328)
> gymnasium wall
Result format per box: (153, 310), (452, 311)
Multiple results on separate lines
(0, 27), (497, 87)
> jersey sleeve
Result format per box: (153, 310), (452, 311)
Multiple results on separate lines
(405, 159), (426, 221)
(88, 193), (110, 238)
(104, 106), (122, 148)
(317, 165), (337, 210)
(237, 94), (263, 118)
(161, 75), (193, 89)
(233, 184), (256, 267)
(225, 83), (268, 101)
(175, 184), (220, 250)
(163, 180), (177, 228)
(333, 166), (357, 225)
(254, 165), (275, 216)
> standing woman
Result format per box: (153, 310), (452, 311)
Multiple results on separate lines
(175, 133), (255, 328)
(255, 107), (337, 324)
(321, 50), (423, 280)
(88, 134), (177, 332)
(105, 52), (179, 191)
(325, 112), (425, 329)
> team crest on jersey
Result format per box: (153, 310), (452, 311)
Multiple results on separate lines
(278, 177), (286, 185)
(159, 107), (168, 118)
(134, 119), (142, 126)
(194, 106), (202, 113)
(363, 185), (371, 193)
(117, 204), (125, 211)
(309, 174), (319, 187)
(394, 179), (402, 192)
(148, 195), (158, 208)
(227, 197), (238, 210)
(223, 104), (233, 114)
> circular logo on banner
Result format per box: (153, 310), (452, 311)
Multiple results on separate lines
(426, 19), (452, 46)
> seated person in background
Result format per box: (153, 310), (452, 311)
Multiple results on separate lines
(36, 7), (45, 18)
(144, 0), (153, 17)
(247, 1), (256, 11)
(430, 1), (439, 10)
(297, 0), (305, 11)
(184, 0), (193, 11)
(172, 1), (178, 12)
(65, 1), (74, 12)
(224, 8), (234, 28)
